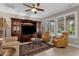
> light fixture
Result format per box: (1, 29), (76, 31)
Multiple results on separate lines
(31, 8), (36, 12)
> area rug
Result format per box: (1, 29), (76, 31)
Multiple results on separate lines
(19, 42), (53, 56)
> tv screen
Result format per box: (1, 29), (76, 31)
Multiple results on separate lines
(21, 25), (36, 35)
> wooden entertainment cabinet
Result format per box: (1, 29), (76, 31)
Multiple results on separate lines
(11, 18), (41, 42)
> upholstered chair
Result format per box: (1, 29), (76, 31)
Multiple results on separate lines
(42, 32), (50, 42)
(53, 32), (68, 48)
(62, 32), (68, 40)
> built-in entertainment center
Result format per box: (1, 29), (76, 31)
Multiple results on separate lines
(11, 18), (41, 42)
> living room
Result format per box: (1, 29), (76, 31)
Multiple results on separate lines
(0, 1), (79, 57)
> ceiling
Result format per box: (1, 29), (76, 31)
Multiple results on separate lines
(3, 3), (79, 20)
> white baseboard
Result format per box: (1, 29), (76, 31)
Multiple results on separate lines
(68, 43), (79, 48)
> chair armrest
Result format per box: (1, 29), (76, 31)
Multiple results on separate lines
(4, 36), (18, 42)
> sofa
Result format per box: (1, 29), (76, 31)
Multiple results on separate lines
(1, 36), (20, 56)
(3, 36), (20, 46)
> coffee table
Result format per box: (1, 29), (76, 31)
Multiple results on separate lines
(30, 38), (43, 48)
(24, 38), (42, 49)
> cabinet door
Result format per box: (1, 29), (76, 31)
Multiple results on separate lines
(11, 19), (21, 36)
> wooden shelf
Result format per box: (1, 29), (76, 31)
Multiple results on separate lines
(11, 18), (41, 42)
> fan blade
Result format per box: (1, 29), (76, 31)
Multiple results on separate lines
(23, 3), (33, 8)
(37, 3), (40, 7)
(32, 3), (35, 7)
(34, 3), (40, 8)
(25, 9), (31, 11)
(36, 8), (44, 11)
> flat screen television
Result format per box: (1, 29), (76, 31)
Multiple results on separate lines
(21, 25), (36, 35)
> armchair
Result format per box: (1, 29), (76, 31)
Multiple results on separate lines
(42, 32), (50, 42)
(53, 32), (68, 48)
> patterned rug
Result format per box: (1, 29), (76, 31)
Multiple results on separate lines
(19, 41), (53, 56)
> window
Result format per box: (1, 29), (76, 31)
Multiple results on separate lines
(45, 21), (50, 32)
(50, 20), (55, 33)
(66, 14), (75, 35)
(42, 21), (50, 32)
(57, 17), (64, 33)
(42, 12), (77, 38)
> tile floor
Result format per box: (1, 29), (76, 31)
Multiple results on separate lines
(34, 46), (79, 56)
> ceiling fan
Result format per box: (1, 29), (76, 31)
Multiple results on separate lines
(23, 3), (44, 14)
